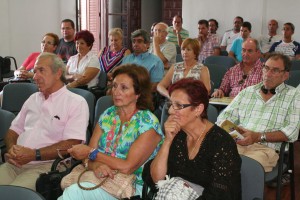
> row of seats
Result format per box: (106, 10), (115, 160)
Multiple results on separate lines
(0, 83), (297, 200)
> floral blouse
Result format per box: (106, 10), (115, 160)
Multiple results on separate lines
(98, 106), (164, 186)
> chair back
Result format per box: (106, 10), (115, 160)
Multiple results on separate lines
(2, 83), (38, 115)
(240, 155), (265, 200)
(205, 63), (228, 92)
(290, 60), (300, 71)
(0, 109), (15, 139)
(286, 70), (300, 87)
(94, 95), (114, 127)
(0, 109), (15, 162)
(0, 185), (45, 200)
(207, 105), (218, 123)
(204, 55), (236, 70)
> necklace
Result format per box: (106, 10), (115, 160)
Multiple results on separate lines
(188, 121), (207, 159)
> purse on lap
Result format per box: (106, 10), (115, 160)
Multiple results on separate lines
(61, 164), (136, 199)
(155, 175), (200, 200)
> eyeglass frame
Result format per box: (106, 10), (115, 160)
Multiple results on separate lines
(262, 65), (286, 75)
(165, 101), (193, 110)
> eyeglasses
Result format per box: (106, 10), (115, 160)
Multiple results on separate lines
(268, 36), (273, 43)
(238, 74), (248, 85)
(165, 101), (193, 110)
(262, 65), (286, 75)
(41, 40), (55, 45)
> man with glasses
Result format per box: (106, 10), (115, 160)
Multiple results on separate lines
(258, 19), (281, 57)
(212, 38), (263, 98)
(166, 15), (189, 47)
(55, 19), (77, 64)
(122, 29), (164, 92)
(216, 52), (300, 172)
(148, 22), (176, 71)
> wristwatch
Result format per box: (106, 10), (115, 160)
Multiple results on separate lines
(88, 148), (98, 161)
(35, 149), (42, 161)
(260, 133), (267, 143)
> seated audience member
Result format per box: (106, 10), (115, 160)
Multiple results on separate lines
(146, 78), (241, 199)
(269, 22), (300, 60)
(217, 53), (300, 172)
(229, 21), (252, 63)
(197, 19), (221, 63)
(122, 29), (164, 92)
(0, 52), (89, 190)
(148, 22), (176, 71)
(212, 38), (263, 98)
(55, 19), (77, 64)
(208, 18), (222, 41)
(157, 38), (211, 99)
(166, 15), (189, 47)
(14, 33), (59, 80)
(258, 19), (281, 57)
(66, 30), (100, 89)
(58, 64), (164, 200)
(98, 28), (131, 83)
(221, 16), (244, 53)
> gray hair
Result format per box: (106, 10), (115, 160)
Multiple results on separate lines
(37, 52), (66, 83)
(156, 22), (169, 31)
(131, 29), (150, 44)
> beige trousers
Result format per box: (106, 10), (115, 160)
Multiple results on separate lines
(237, 143), (279, 172)
(0, 162), (52, 191)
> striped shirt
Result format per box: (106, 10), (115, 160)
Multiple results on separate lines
(217, 82), (300, 151)
(219, 59), (263, 97)
(166, 26), (189, 46)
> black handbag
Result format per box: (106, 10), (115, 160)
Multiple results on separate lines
(36, 155), (81, 200)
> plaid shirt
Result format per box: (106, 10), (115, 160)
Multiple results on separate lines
(217, 82), (300, 151)
(219, 59), (263, 97)
(198, 34), (220, 63)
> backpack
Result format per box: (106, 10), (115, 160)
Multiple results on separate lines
(0, 56), (12, 74)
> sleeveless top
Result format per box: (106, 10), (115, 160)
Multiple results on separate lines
(99, 46), (128, 73)
(171, 62), (203, 84)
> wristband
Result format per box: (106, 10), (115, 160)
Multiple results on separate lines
(35, 149), (42, 161)
(88, 148), (98, 161)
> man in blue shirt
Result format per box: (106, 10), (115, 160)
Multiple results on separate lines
(122, 29), (164, 92)
(229, 22), (252, 63)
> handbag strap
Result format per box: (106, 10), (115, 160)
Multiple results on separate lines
(77, 169), (119, 191)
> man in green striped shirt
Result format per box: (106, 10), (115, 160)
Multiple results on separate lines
(217, 53), (300, 172)
(166, 15), (189, 48)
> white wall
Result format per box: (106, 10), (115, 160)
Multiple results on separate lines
(0, 0), (76, 67)
(183, 0), (300, 41)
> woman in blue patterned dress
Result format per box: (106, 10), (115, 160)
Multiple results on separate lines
(59, 64), (164, 200)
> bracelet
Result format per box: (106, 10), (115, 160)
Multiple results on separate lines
(88, 148), (98, 161)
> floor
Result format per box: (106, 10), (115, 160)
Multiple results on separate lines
(265, 141), (300, 200)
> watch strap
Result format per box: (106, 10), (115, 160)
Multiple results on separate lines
(35, 149), (41, 161)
